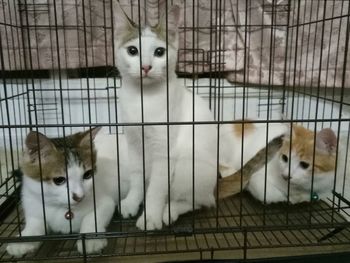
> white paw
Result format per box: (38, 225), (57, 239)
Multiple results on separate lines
(6, 242), (39, 257)
(162, 204), (179, 226)
(120, 198), (140, 218)
(136, 213), (163, 230)
(77, 238), (107, 254)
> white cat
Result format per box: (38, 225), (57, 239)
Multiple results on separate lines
(114, 4), (218, 230)
(6, 128), (128, 257)
(220, 122), (340, 204)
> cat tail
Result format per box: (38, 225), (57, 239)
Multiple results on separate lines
(217, 135), (284, 200)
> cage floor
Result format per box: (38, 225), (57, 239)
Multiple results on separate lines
(0, 192), (350, 262)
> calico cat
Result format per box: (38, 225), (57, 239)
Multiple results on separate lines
(6, 128), (127, 257)
(220, 122), (339, 204)
(114, 4), (219, 230)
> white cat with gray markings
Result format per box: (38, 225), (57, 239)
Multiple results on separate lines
(6, 128), (129, 257)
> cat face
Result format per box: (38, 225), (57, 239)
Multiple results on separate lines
(117, 29), (177, 85)
(278, 150), (313, 186)
(278, 125), (337, 187)
(41, 155), (94, 206)
(114, 4), (180, 86)
(22, 128), (101, 207)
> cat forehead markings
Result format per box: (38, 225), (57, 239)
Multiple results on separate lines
(144, 27), (157, 37)
(122, 26), (174, 48)
(121, 27), (155, 44)
(22, 133), (97, 182)
(22, 150), (65, 181)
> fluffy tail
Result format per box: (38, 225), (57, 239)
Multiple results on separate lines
(217, 135), (283, 200)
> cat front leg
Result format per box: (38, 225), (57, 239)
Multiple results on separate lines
(6, 217), (45, 257)
(120, 173), (144, 218)
(120, 143), (144, 218)
(77, 195), (115, 254)
(136, 159), (168, 230)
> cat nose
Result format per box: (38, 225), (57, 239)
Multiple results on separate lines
(72, 193), (84, 203)
(142, 65), (152, 74)
(282, 174), (290, 180)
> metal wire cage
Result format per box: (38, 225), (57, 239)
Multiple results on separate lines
(1, 0), (350, 262)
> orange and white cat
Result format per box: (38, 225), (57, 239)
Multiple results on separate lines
(220, 122), (339, 204)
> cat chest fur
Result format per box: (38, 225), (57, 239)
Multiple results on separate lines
(119, 79), (182, 124)
(22, 176), (95, 233)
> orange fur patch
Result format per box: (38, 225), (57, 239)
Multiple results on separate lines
(22, 150), (65, 181)
(232, 121), (255, 137)
(22, 130), (97, 182)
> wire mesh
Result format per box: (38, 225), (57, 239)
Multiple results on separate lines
(1, 0), (350, 261)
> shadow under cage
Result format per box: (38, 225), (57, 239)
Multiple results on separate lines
(0, 0), (350, 262)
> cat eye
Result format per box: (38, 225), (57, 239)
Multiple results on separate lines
(83, 169), (94, 180)
(281, 154), (288, 162)
(154, 47), (166, 57)
(127, 46), (138, 56)
(53, 177), (66, 186)
(300, 161), (310, 169)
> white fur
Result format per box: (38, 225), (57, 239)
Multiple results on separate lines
(116, 25), (217, 229)
(6, 135), (129, 257)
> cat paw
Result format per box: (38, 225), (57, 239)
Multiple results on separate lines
(136, 213), (163, 230)
(77, 238), (107, 254)
(162, 204), (179, 226)
(289, 195), (309, 204)
(120, 198), (140, 218)
(6, 242), (39, 257)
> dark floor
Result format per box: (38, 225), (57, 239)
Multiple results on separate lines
(1, 192), (350, 262)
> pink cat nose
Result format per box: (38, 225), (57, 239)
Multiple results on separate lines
(72, 193), (84, 203)
(142, 65), (152, 74)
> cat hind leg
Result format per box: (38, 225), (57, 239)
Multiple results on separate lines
(162, 194), (216, 226)
(120, 170), (144, 218)
(120, 193), (142, 218)
(162, 201), (196, 226)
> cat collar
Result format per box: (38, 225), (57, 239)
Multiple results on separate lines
(65, 210), (74, 220)
(311, 192), (319, 201)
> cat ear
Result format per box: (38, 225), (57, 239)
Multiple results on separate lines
(315, 128), (337, 154)
(25, 131), (56, 157)
(79, 127), (102, 147)
(155, 5), (181, 40)
(113, 2), (138, 45)
(282, 123), (293, 141)
(164, 5), (181, 33)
